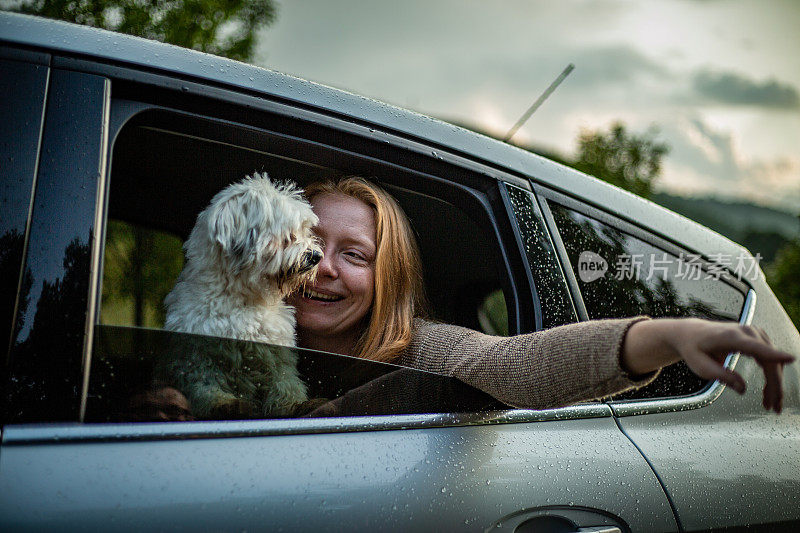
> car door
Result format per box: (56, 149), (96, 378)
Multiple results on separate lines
(539, 186), (800, 531)
(1, 40), (678, 531)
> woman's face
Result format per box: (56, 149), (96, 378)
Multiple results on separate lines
(289, 192), (376, 349)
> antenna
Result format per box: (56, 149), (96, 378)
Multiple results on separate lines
(503, 63), (575, 143)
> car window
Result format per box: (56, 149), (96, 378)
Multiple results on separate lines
(85, 325), (500, 422)
(90, 105), (513, 421)
(505, 185), (577, 329)
(0, 58), (48, 356)
(549, 202), (746, 399)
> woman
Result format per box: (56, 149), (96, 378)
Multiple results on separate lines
(288, 177), (794, 412)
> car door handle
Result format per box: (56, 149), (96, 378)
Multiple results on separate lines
(489, 506), (626, 532)
(514, 516), (621, 533)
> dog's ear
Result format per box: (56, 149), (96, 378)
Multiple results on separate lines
(209, 191), (264, 273)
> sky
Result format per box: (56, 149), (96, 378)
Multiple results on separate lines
(255, 0), (800, 214)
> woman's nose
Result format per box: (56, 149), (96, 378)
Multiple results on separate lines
(316, 247), (337, 278)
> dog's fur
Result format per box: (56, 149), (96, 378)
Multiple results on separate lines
(162, 174), (322, 419)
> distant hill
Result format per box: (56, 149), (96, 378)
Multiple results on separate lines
(649, 193), (799, 262)
(441, 118), (799, 261)
(650, 193), (799, 241)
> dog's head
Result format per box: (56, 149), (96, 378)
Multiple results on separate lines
(190, 173), (322, 297)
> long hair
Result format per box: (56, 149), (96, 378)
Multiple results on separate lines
(304, 177), (426, 363)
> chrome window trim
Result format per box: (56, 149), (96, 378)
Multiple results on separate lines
(609, 289), (755, 417)
(2, 404), (612, 444)
(78, 77), (111, 423)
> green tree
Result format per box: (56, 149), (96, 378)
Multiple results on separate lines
(5, 0), (276, 61)
(768, 237), (800, 329)
(102, 221), (184, 327)
(574, 122), (669, 199)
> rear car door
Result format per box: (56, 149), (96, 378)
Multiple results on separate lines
(2, 28), (677, 531)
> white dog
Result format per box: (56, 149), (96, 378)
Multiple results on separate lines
(163, 174), (322, 419)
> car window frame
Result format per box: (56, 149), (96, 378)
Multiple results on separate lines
(65, 59), (620, 436)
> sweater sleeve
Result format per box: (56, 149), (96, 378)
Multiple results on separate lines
(397, 317), (660, 409)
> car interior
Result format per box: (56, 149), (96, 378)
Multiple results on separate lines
(89, 107), (513, 421)
(102, 109), (510, 334)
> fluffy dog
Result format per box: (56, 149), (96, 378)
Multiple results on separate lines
(162, 174), (322, 419)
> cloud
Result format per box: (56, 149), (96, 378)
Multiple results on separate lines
(476, 45), (669, 95)
(692, 69), (800, 108)
(570, 46), (668, 85)
(659, 117), (742, 189)
(660, 116), (800, 211)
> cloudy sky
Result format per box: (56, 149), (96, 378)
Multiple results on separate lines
(255, 0), (799, 213)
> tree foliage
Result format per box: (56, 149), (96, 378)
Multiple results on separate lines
(574, 122), (669, 199)
(102, 220), (184, 327)
(767, 236), (800, 329)
(7, 0), (276, 61)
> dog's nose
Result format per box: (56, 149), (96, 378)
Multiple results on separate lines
(304, 249), (323, 268)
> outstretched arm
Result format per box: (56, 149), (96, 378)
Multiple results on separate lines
(621, 319), (796, 413)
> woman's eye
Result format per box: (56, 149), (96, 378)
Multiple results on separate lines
(344, 251), (367, 262)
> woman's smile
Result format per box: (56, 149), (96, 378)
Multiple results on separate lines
(301, 288), (344, 302)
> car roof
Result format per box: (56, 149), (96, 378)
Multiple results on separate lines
(0, 11), (749, 264)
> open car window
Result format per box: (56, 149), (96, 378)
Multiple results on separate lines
(93, 105), (516, 422)
(102, 109), (511, 335)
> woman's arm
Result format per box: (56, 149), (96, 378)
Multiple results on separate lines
(402, 317), (796, 412)
(402, 317), (660, 410)
(621, 319), (795, 413)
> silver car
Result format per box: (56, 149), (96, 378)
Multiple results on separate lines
(1, 12), (798, 532)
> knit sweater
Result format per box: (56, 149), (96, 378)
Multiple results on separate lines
(397, 316), (659, 409)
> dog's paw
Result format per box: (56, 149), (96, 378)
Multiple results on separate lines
(207, 396), (258, 420)
(263, 370), (308, 415)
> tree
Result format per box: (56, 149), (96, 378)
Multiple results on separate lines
(102, 220), (184, 327)
(5, 0), (277, 61)
(768, 237), (800, 329)
(573, 122), (669, 199)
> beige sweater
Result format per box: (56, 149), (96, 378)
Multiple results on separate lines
(397, 316), (659, 409)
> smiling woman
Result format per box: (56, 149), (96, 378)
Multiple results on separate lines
(289, 177), (423, 363)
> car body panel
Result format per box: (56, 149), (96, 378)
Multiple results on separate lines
(0, 417), (677, 531)
(617, 387), (800, 532)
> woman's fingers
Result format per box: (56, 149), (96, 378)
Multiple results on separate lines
(691, 322), (793, 413)
(631, 319), (795, 413)
(708, 330), (795, 366)
(762, 362), (784, 413)
(683, 349), (746, 393)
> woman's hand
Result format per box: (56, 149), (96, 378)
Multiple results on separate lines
(622, 318), (796, 413)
